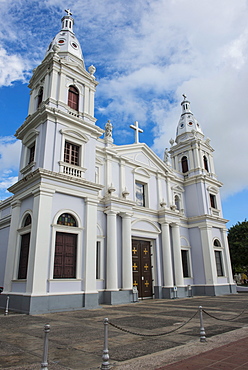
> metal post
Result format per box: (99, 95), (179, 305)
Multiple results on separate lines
(199, 306), (206, 342)
(41, 324), (50, 370)
(101, 318), (110, 370)
(4, 296), (9, 316)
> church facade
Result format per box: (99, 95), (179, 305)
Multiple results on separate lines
(0, 12), (236, 314)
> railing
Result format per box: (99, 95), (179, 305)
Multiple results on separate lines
(59, 162), (84, 178)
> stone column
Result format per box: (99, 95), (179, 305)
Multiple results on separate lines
(171, 223), (184, 286)
(49, 69), (58, 101)
(84, 198), (98, 293)
(121, 212), (132, 290)
(3, 199), (21, 292)
(221, 228), (234, 284)
(199, 225), (217, 285)
(105, 210), (118, 291)
(160, 222), (174, 287)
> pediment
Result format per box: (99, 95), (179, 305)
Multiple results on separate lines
(60, 128), (88, 142)
(115, 144), (172, 174)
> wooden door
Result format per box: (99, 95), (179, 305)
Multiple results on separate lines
(54, 232), (77, 278)
(132, 240), (153, 298)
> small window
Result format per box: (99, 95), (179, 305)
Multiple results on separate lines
(64, 141), (80, 166)
(96, 241), (101, 279)
(57, 213), (77, 227)
(181, 250), (190, 278)
(215, 250), (224, 276)
(135, 181), (145, 206)
(203, 155), (209, 172)
(68, 85), (79, 111)
(210, 194), (217, 209)
(28, 143), (35, 164)
(181, 156), (189, 173)
(37, 87), (43, 108)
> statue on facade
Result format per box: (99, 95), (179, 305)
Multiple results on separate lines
(105, 120), (113, 138)
(163, 148), (169, 163)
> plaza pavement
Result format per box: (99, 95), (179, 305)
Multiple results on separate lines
(0, 293), (248, 369)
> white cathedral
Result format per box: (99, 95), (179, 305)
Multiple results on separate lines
(0, 11), (236, 314)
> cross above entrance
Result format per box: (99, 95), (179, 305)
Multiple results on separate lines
(130, 121), (143, 144)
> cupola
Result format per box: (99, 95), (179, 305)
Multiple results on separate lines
(176, 95), (203, 143)
(45, 9), (84, 64)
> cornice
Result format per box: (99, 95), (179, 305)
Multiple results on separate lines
(15, 104), (104, 140)
(0, 196), (13, 210)
(0, 215), (11, 229)
(183, 174), (223, 188)
(8, 168), (104, 195)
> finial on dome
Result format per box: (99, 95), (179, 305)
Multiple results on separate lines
(181, 94), (191, 114)
(61, 9), (74, 33)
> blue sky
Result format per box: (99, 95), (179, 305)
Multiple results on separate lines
(0, 0), (248, 228)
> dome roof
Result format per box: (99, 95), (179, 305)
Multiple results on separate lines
(45, 10), (84, 65)
(176, 95), (203, 140)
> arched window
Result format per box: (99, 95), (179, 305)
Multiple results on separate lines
(57, 213), (77, 227)
(18, 213), (32, 279)
(37, 87), (43, 108)
(181, 156), (189, 173)
(54, 213), (78, 279)
(214, 239), (221, 248)
(23, 214), (32, 227)
(213, 239), (224, 276)
(68, 85), (79, 111)
(203, 155), (209, 172)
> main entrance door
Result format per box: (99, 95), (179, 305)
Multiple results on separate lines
(132, 240), (153, 298)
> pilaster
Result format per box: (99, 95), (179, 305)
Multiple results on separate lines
(199, 225), (217, 285)
(120, 212), (133, 290)
(84, 198), (98, 293)
(220, 228), (234, 284)
(104, 209), (118, 291)
(171, 223), (184, 286)
(3, 200), (21, 292)
(26, 188), (54, 294)
(160, 222), (174, 287)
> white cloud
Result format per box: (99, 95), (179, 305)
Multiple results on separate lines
(0, 137), (21, 199)
(1, 0), (248, 200)
(0, 47), (31, 86)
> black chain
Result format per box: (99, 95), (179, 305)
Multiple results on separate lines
(108, 310), (198, 337)
(202, 307), (247, 322)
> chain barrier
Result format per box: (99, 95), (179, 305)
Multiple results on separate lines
(108, 309), (198, 337)
(202, 306), (247, 322)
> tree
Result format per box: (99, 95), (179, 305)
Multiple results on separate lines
(228, 219), (248, 274)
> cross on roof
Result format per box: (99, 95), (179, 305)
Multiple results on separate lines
(65, 9), (72, 16)
(130, 121), (143, 143)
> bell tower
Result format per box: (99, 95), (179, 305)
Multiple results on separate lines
(169, 96), (223, 219)
(15, 10), (103, 183)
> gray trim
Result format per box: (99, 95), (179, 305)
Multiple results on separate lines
(99, 290), (134, 305)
